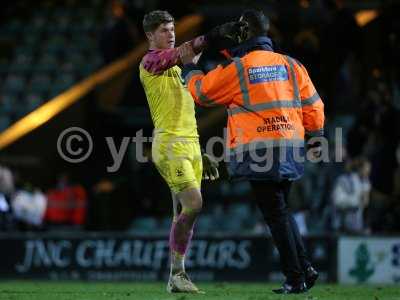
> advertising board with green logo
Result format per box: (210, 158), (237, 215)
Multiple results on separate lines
(339, 237), (400, 284)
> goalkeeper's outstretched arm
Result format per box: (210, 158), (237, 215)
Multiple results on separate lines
(142, 36), (206, 75)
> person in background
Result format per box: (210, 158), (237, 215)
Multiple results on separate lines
(0, 165), (15, 230)
(331, 157), (371, 233)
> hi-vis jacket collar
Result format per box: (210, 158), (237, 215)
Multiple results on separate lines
(226, 36), (274, 59)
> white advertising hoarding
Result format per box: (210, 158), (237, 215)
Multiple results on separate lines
(339, 237), (400, 284)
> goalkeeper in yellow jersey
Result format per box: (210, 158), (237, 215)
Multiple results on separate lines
(139, 10), (220, 293)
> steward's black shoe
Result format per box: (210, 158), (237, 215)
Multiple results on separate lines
(272, 282), (307, 294)
(305, 266), (319, 290)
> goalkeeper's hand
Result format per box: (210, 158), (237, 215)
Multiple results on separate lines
(179, 42), (201, 65)
(202, 153), (219, 181)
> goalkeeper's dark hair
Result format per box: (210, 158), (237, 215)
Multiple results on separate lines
(142, 10), (174, 32)
(240, 9), (270, 38)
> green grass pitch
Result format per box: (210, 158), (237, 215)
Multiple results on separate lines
(0, 282), (399, 300)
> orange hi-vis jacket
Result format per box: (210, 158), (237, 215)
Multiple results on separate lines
(183, 37), (325, 181)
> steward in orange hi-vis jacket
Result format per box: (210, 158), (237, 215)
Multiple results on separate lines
(182, 37), (324, 183)
(180, 9), (324, 294)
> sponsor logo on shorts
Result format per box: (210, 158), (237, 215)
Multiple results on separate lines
(176, 168), (184, 177)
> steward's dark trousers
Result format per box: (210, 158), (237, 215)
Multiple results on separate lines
(250, 180), (311, 285)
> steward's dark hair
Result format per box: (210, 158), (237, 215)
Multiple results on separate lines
(240, 9), (270, 38)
